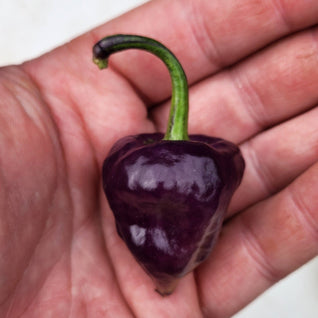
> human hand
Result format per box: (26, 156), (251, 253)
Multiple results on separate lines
(1, 0), (318, 317)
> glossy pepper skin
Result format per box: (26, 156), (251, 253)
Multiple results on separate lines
(103, 133), (244, 294)
(93, 35), (245, 295)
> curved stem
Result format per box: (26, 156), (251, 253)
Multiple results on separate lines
(93, 34), (189, 141)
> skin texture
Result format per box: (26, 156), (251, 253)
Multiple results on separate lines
(0, 0), (318, 317)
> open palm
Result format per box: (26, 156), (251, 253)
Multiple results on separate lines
(1, 1), (318, 317)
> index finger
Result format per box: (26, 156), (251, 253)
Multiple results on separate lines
(88, 0), (318, 103)
(24, 0), (318, 105)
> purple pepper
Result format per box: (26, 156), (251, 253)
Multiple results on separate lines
(93, 35), (245, 295)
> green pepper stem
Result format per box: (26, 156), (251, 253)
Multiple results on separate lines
(93, 34), (189, 141)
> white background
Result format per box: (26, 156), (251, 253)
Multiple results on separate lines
(1, 0), (317, 317)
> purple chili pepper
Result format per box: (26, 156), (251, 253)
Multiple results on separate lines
(93, 35), (245, 295)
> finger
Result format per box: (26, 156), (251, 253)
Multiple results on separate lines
(25, 0), (318, 104)
(152, 26), (318, 141)
(90, 0), (318, 104)
(229, 106), (318, 214)
(197, 161), (318, 318)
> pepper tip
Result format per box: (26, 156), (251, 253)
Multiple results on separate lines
(154, 278), (179, 296)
